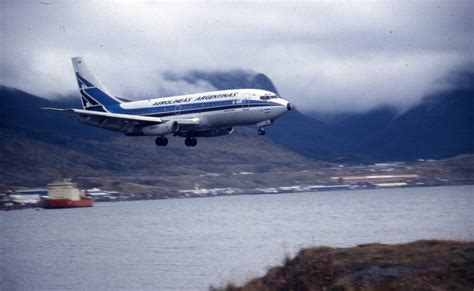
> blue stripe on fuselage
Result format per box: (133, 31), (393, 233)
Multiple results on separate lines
(108, 99), (282, 117)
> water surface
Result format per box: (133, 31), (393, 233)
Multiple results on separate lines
(1, 186), (473, 290)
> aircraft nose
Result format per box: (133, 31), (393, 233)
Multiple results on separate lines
(287, 102), (294, 111)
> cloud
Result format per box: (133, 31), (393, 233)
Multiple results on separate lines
(0, 1), (472, 113)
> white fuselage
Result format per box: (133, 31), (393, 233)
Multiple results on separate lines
(111, 88), (291, 130)
(51, 57), (293, 146)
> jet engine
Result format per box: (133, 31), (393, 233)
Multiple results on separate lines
(142, 121), (179, 136)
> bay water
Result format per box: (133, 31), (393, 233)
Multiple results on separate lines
(1, 185), (473, 290)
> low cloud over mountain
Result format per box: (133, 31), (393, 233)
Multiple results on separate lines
(1, 1), (472, 114)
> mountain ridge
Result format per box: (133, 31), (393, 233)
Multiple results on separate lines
(0, 85), (315, 188)
(194, 70), (474, 162)
(0, 69), (472, 187)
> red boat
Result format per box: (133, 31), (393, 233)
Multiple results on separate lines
(42, 197), (93, 208)
(42, 179), (94, 209)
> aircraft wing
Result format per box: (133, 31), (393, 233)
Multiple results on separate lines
(42, 108), (199, 133)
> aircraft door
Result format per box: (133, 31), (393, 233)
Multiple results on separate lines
(175, 105), (182, 115)
(243, 94), (250, 111)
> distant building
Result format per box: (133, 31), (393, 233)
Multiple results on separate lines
(374, 182), (408, 188)
(306, 185), (352, 191)
(86, 188), (120, 201)
(254, 188), (278, 194)
(10, 194), (41, 204)
(0, 193), (16, 210)
(333, 175), (419, 184)
(10, 188), (48, 204)
(14, 188), (48, 196)
(279, 186), (303, 192)
(239, 172), (254, 175)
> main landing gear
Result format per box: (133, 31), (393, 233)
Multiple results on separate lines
(155, 136), (197, 147)
(258, 128), (266, 135)
(185, 137), (197, 147)
(155, 136), (168, 147)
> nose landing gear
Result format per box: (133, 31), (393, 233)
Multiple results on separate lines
(257, 120), (272, 136)
(155, 136), (168, 147)
(185, 137), (197, 147)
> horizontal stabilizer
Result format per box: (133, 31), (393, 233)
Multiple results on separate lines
(41, 107), (71, 112)
(41, 107), (164, 123)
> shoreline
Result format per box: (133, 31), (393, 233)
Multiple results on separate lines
(2, 183), (472, 211)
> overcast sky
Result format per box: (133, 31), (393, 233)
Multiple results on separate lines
(1, 1), (472, 113)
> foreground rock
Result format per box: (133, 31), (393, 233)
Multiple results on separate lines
(216, 240), (474, 290)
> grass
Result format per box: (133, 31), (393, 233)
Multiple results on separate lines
(213, 240), (474, 291)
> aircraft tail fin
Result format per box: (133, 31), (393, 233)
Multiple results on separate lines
(71, 57), (122, 112)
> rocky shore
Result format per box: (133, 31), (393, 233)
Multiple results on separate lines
(216, 240), (474, 290)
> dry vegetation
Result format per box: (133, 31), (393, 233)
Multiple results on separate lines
(214, 240), (474, 291)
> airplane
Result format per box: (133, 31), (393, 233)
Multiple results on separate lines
(43, 57), (293, 147)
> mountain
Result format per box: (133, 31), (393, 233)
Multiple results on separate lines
(0, 86), (314, 188)
(0, 86), (113, 141)
(167, 70), (279, 94)
(184, 69), (473, 162)
(355, 87), (473, 160)
(268, 72), (474, 162)
(1, 69), (472, 188)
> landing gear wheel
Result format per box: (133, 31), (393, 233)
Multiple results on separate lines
(155, 136), (168, 147)
(258, 128), (266, 135)
(185, 137), (197, 147)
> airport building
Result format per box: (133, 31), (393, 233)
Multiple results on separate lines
(333, 175), (419, 184)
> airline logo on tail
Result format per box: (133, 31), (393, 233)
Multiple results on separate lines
(72, 57), (122, 111)
(77, 75), (90, 90)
